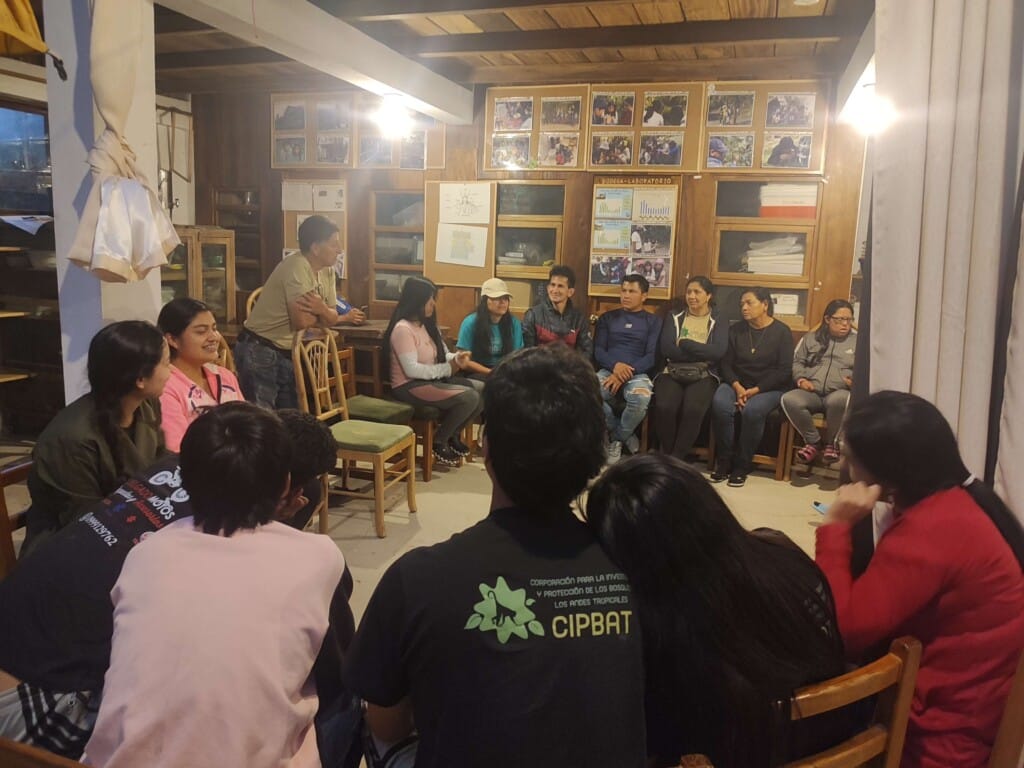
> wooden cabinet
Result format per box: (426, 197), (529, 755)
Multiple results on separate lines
(212, 187), (261, 320)
(370, 191), (424, 318)
(162, 225), (236, 323)
(710, 179), (822, 331)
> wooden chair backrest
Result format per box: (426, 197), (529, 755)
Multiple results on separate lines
(781, 636), (921, 768)
(336, 345), (358, 398)
(245, 286), (262, 319)
(216, 335), (236, 374)
(0, 738), (83, 767)
(988, 648), (1024, 768)
(0, 457), (32, 581)
(292, 329), (348, 423)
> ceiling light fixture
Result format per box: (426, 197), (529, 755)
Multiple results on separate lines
(373, 94), (415, 140)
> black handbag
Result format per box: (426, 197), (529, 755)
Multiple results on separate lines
(665, 361), (709, 384)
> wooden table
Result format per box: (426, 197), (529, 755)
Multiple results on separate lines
(334, 320), (450, 397)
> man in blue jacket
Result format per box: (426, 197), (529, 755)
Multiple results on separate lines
(594, 274), (662, 462)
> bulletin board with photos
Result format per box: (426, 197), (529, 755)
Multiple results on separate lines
(588, 176), (679, 301)
(701, 80), (829, 173)
(270, 91), (445, 171)
(586, 82), (705, 173)
(483, 84), (590, 172)
(280, 179), (348, 280)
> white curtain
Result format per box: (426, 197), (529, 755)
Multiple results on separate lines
(870, 0), (1024, 475)
(996, 204), (1024, 519)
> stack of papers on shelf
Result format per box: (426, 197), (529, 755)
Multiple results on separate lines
(499, 251), (526, 264)
(759, 184), (816, 219)
(771, 293), (800, 315)
(744, 235), (804, 275)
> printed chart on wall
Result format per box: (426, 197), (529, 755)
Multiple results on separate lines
(589, 177), (678, 299)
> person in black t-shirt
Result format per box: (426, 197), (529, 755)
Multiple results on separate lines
(0, 408), (347, 759)
(710, 287), (794, 487)
(345, 344), (646, 768)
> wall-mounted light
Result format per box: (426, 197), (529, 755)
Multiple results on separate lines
(839, 58), (896, 136)
(373, 94), (415, 140)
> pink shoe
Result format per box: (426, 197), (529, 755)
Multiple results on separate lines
(796, 443), (820, 463)
(823, 444), (840, 463)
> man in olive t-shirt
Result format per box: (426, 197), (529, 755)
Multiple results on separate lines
(234, 214), (364, 409)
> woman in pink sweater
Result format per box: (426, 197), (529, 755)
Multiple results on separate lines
(157, 298), (243, 451)
(816, 391), (1024, 768)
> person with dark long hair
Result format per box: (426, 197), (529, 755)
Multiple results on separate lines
(385, 277), (482, 467)
(780, 299), (856, 465)
(816, 391), (1024, 768)
(710, 287), (794, 486)
(586, 454), (846, 768)
(653, 276), (727, 461)
(22, 321), (170, 555)
(455, 277), (523, 386)
(157, 298), (243, 452)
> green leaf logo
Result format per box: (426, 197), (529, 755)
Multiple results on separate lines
(465, 576), (545, 644)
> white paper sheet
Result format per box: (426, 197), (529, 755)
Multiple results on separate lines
(439, 182), (491, 224)
(312, 183), (345, 212)
(282, 181), (313, 211)
(435, 223), (487, 268)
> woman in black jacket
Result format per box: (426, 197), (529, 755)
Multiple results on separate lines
(653, 276), (727, 461)
(710, 287), (794, 487)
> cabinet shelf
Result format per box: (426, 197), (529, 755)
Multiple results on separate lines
(215, 204), (259, 213)
(370, 262), (422, 273)
(161, 271), (188, 282)
(0, 368), (31, 384)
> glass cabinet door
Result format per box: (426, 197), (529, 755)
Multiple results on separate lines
(373, 233), (423, 265)
(714, 227), (812, 280)
(200, 242), (229, 322)
(495, 223), (561, 279)
(496, 183), (565, 217)
(160, 241), (191, 306)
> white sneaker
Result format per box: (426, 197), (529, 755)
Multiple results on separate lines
(624, 434), (640, 455)
(607, 440), (622, 463)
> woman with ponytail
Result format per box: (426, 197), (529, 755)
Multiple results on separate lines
(22, 321), (170, 555)
(816, 391), (1024, 768)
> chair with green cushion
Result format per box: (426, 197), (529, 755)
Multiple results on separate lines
(293, 330), (416, 538)
(411, 404), (442, 481)
(335, 347), (415, 425)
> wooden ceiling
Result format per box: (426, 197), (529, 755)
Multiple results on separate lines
(154, 0), (873, 96)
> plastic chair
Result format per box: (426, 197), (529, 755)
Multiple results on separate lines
(777, 636), (922, 768)
(292, 329), (416, 538)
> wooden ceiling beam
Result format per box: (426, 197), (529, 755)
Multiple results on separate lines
(468, 55), (839, 85)
(381, 15), (864, 58)
(155, 47), (289, 70)
(154, 7), (214, 34)
(321, 0), (618, 22)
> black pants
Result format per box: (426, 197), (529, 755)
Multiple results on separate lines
(652, 374), (717, 460)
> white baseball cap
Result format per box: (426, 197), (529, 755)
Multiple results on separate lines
(481, 277), (512, 299)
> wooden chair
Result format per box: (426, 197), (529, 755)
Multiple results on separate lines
(293, 330), (416, 538)
(215, 335), (236, 373)
(0, 739), (83, 767)
(707, 408), (788, 481)
(777, 636), (921, 768)
(245, 286), (262, 319)
(988, 649), (1024, 768)
(782, 415), (841, 482)
(0, 457), (31, 580)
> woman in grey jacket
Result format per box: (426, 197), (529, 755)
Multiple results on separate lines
(780, 299), (857, 464)
(653, 277), (728, 461)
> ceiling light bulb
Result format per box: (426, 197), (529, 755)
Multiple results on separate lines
(374, 94), (415, 140)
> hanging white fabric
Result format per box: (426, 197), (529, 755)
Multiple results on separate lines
(66, 0), (179, 282)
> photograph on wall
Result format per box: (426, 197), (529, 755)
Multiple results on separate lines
(762, 133), (813, 169)
(594, 187), (634, 219)
(316, 134), (350, 164)
(273, 101), (305, 131)
(359, 135), (393, 166)
(537, 133), (579, 167)
(629, 224), (672, 257)
(592, 219), (632, 251)
(642, 91), (688, 127)
(638, 133), (683, 166)
(540, 96), (582, 130)
(633, 187), (677, 223)
(707, 133), (754, 168)
(591, 134), (633, 166)
(765, 93), (816, 129)
(591, 91), (636, 127)
(706, 91), (755, 127)
(590, 254), (632, 286)
(491, 134), (531, 169)
(274, 136), (306, 164)
(493, 97), (534, 131)
(316, 100), (351, 131)
(400, 131), (427, 169)
(630, 255), (670, 287)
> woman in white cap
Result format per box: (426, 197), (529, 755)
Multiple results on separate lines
(456, 277), (524, 387)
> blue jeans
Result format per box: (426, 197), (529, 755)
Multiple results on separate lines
(233, 337), (298, 410)
(597, 370), (653, 443)
(711, 383), (782, 473)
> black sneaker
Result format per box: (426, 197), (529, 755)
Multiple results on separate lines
(709, 460), (731, 483)
(727, 472), (747, 487)
(432, 444), (461, 467)
(449, 437), (471, 457)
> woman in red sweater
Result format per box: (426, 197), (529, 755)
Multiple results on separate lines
(816, 391), (1024, 768)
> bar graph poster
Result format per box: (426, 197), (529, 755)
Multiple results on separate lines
(633, 188), (677, 223)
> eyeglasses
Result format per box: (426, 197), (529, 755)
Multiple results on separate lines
(828, 316), (853, 325)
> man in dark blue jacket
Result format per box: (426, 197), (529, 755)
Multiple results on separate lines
(594, 274), (662, 461)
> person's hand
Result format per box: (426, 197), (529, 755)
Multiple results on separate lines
(297, 291), (329, 318)
(343, 307), (366, 325)
(454, 350), (471, 369)
(843, 376), (853, 388)
(279, 494), (309, 521)
(732, 381), (747, 409)
(824, 482), (882, 525)
(612, 361), (634, 382)
(798, 378), (815, 392)
(602, 375), (624, 395)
